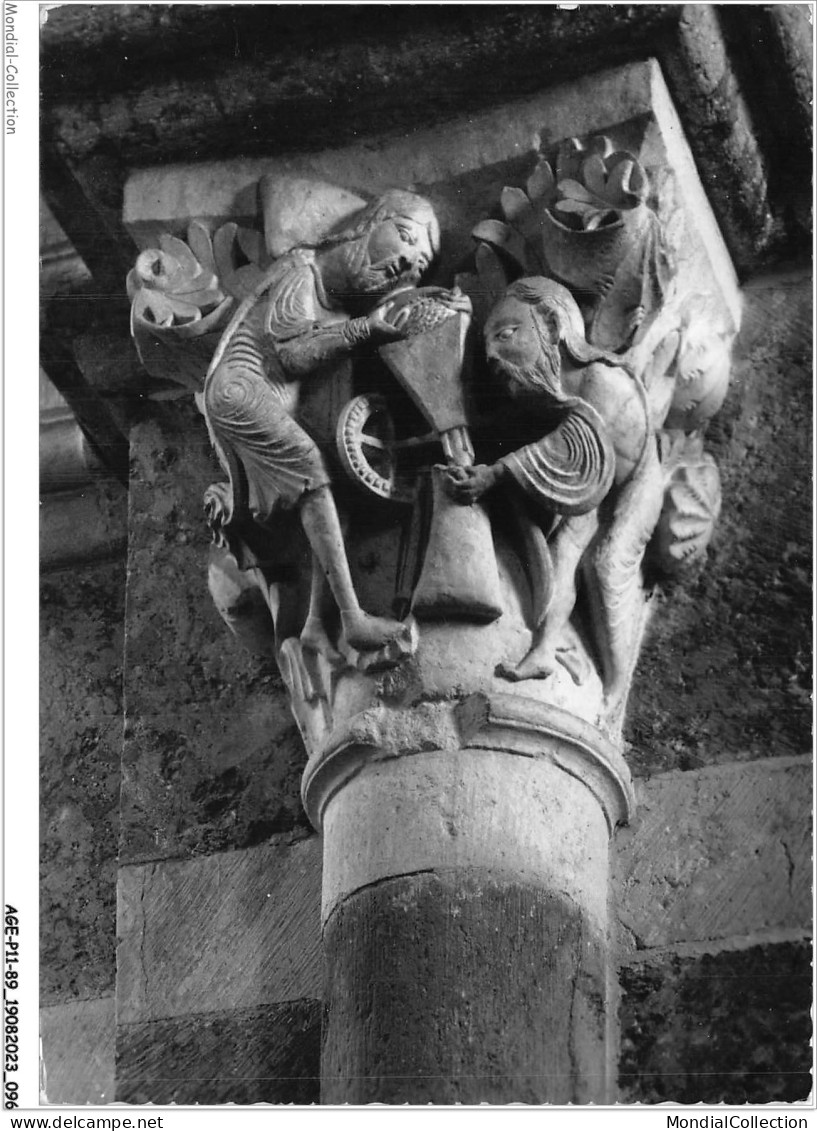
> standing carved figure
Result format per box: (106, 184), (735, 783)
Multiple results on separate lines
(203, 190), (449, 656)
(446, 278), (663, 704)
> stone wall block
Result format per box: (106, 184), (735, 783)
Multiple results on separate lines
(122, 403), (309, 862)
(40, 483), (128, 570)
(615, 756), (812, 951)
(116, 837), (322, 1024)
(619, 941), (812, 1104)
(626, 269), (812, 775)
(40, 997), (116, 1105)
(116, 999), (321, 1105)
(41, 559), (125, 1004)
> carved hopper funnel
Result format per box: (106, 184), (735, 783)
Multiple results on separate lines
(378, 297), (472, 457)
(378, 297), (503, 622)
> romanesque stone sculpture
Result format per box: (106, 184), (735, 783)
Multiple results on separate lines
(472, 135), (674, 352)
(201, 189), (464, 660)
(128, 132), (736, 752)
(445, 276), (660, 715)
(449, 133), (735, 728)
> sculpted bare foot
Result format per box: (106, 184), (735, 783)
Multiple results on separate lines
(340, 609), (413, 652)
(499, 640), (589, 685)
(497, 643), (559, 682)
(553, 643), (589, 686)
(300, 616), (344, 664)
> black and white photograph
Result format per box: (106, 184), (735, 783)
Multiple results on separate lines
(15, 0), (816, 1120)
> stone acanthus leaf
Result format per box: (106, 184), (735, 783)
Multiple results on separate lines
(472, 134), (674, 353)
(128, 220), (269, 391)
(650, 432), (723, 578)
(665, 295), (735, 431)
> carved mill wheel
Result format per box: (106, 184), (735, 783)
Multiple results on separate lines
(336, 394), (426, 505)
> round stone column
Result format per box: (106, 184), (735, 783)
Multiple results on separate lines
(303, 696), (633, 1104)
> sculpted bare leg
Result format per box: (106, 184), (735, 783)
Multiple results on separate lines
(299, 557), (345, 662)
(584, 440), (664, 709)
(299, 485), (411, 652)
(500, 509), (599, 682)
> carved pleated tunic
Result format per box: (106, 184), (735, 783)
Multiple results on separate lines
(204, 249), (340, 523)
(499, 400), (616, 516)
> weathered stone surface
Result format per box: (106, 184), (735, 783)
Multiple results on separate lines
(619, 941), (813, 1104)
(42, 7), (680, 167)
(116, 999), (321, 1105)
(40, 482), (127, 571)
(36, 4), (812, 1110)
(40, 996), (115, 1105)
(626, 266), (812, 774)
(74, 331), (150, 410)
(657, 4), (776, 268)
(41, 331), (131, 486)
(40, 559), (124, 1004)
(718, 6), (812, 256)
(42, 6), (808, 269)
(121, 61), (738, 329)
(40, 413), (104, 495)
(117, 836), (321, 1024)
(615, 756), (812, 951)
(122, 401), (312, 863)
(323, 873), (610, 1105)
(319, 746), (614, 932)
(40, 196), (93, 298)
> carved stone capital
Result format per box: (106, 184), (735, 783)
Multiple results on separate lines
(302, 693), (635, 839)
(120, 57), (758, 1107)
(126, 59), (741, 815)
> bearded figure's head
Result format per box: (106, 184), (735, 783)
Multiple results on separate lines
(484, 277), (618, 402)
(326, 190), (441, 298)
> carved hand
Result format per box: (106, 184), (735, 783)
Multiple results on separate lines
(443, 462), (502, 504)
(365, 301), (412, 343)
(434, 285), (473, 316)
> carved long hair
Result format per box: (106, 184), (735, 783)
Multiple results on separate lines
(505, 277), (622, 369)
(319, 189), (441, 257)
(506, 276), (653, 472)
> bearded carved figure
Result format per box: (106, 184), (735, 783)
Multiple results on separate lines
(445, 277), (662, 718)
(437, 131), (736, 732)
(128, 140), (734, 752)
(130, 181), (488, 754)
(203, 190), (468, 662)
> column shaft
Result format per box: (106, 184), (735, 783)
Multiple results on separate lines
(317, 746), (617, 1104)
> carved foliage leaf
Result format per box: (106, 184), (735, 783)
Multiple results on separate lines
(130, 224), (229, 328)
(212, 223), (269, 301)
(500, 186), (533, 225)
(129, 220), (270, 389)
(526, 161), (556, 207)
(555, 133), (612, 182)
(550, 137), (649, 231)
(587, 211), (671, 351)
(471, 218), (529, 274)
(652, 433), (722, 576)
(474, 244), (513, 313)
(665, 295), (735, 431)
(471, 132), (673, 351)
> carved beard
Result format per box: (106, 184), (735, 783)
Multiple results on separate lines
(492, 342), (568, 404)
(341, 237), (414, 297)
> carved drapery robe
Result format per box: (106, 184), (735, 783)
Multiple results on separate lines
(499, 399), (616, 518)
(204, 248), (361, 529)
